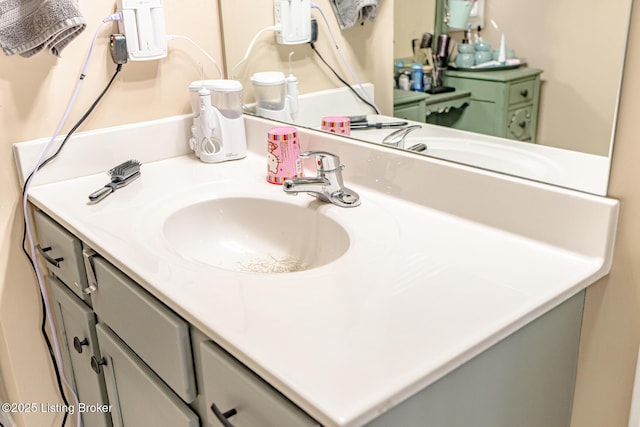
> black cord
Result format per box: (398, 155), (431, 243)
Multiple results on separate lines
(20, 63), (122, 427)
(309, 42), (379, 114)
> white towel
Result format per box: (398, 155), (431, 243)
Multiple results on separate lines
(0, 0), (86, 58)
(330, 0), (379, 30)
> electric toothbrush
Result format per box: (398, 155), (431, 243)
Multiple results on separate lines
(490, 19), (506, 66)
(286, 52), (299, 121)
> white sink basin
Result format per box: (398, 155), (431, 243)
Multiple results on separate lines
(162, 197), (350, 273)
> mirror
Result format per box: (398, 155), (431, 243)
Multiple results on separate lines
(217, 0), (632, 196)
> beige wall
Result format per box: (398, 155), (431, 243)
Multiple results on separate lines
(2, 1), (640, 427)
(219, 0), (393, 116)
(0, 1), (223, 425)
(393, 1), (436, 60)
(570, 0), (640, 425)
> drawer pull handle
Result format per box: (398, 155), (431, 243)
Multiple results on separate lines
(36, 245), (64, 268)
(82, 248), (99, 294)
(90, 356), (107, 374)
(520, 89), (529, 97)
(73, 337), (89, 354)
(211, 403), (237, 426)
(519, 121), (527, 129)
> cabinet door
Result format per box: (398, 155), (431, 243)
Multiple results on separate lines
(91, 257), (196, 402)
(95, 323), (199, 427)
(199, 340), (319, 427)
(50, 277), (112, 427)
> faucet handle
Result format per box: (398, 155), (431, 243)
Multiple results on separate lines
(299, 151), (342, 172)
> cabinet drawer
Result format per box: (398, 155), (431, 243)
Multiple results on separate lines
(91, 257), (196, 403)
(508, 79), (536, 106)
(50, 277), (112, 427)
(96, 324), (199, 427)
(394, 105), (422, 122)
(34, 210), (89, 300)
(446, 76), (504, 103)
(199, 340), (319, 427)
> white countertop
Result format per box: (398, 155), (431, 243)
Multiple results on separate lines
(19, 115), (619, 427)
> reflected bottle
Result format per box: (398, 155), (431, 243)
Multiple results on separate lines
(410, 63), (424, 92)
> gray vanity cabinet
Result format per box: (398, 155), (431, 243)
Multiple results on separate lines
(50, 277), (112, 427)
(95, 323), (199, 427)
(89, 256), (197, 403)
(35, 208), (587, 427)
(35, 209), (112, 426)
(33, 210), (90, 300)
(364, 291), (585, 427)
(192, 329), (320, 427)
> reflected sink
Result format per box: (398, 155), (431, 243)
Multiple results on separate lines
(405, 137), (562, 180)
(162, 197), (350, 273)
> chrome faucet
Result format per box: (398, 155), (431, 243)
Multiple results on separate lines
(283, 151), (361, 208)
(382, 124), (422, 149)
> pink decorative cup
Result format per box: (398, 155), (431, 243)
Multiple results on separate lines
(321, 116), (351, 135)
(267, 126), (302, 185)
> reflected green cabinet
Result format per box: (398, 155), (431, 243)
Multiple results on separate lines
(445, 68), (543, 143)
(393, 89), (471, 125)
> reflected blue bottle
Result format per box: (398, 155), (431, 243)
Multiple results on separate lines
(410, 63), (424, 92)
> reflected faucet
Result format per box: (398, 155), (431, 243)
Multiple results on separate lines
(382, 125), (422, 149)
(283, 151), (361, 208)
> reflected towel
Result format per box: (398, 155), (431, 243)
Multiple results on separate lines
(330, 0), (379, 30)
(0, 0), (86, 58)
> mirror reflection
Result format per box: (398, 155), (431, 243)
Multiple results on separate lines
(218, 0), (631, 195)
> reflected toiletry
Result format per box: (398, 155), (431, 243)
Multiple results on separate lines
(267, 127), (302, 184)
(456, 40), (475, 68)
(427, 34), (455, 94)
(322, 116), (351, 135)
(350, 121), (408, 130)
(474, 41), (492, 65)
(251, 71), (299, 122)
(492, 48), (515, 61)
(410, 63), (424, 92)
(398, 72), (411, 90)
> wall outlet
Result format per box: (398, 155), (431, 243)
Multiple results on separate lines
(274, 0), (311, 45)
(116, 0), (167, 61)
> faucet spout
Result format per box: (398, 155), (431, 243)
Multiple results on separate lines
(283, 151), (360, 208)
(382, 124), (422, 149)
(283, 177), (329, 196)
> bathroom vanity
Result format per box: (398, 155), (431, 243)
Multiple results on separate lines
(15, 115), (618, 427)
(445, 68), (543, 142)
(393, 67), (542, 143)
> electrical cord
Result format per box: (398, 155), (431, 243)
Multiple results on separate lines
(20, 63), (122, 427)
(20, 12), (123, 427)
(231, 25), (280, 79)
(310, 2), (381, 114)
(309, 42), (378, 114)
(20, 64), (123, 205)
(166, 34), (222, 78)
